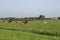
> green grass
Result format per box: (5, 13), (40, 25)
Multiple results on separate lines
(0, 20), (60, 33)
(0, 29), (60, 40)
(0, 20), (60, 40)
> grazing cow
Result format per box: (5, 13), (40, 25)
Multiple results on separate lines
(8, 20), (12, 23)
(8, 20), (18, 23)
(22, 18), (28, 24)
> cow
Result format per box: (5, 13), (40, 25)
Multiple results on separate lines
(22, 18), (28, 24)
(8, 20), (18, 23)
(8, 20), (12, 23)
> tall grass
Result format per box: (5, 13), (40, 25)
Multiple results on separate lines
(0, 20), (60, 40)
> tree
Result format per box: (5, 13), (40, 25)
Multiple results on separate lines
(58, 17), (60, 20)
(39, 15), (45, 23)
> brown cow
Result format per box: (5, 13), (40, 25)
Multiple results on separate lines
(22, 18), (28, 24)
(8, 20), (12, 23)
(8, 20), (18, 23)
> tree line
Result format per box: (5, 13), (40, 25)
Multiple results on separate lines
(0, 15), (60, 21)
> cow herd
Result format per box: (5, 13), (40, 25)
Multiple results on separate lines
(8, 18), (28, 24)
(0, 18), (46, 24)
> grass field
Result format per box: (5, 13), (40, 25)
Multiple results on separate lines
(0, 20), (60, 40)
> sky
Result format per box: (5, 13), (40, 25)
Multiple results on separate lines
(0, 0), (60, 18)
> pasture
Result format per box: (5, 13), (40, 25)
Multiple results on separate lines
(0, 20), (60, 40)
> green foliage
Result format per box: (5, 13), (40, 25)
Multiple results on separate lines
(58, 17), (60, 20)
(39, 15), (45, 20)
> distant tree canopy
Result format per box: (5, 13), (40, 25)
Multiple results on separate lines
(0, 15), (45, 22)
(58, 17), (60, 20)
(39, 15), (45, 20)
(39, 15), (45, 23)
